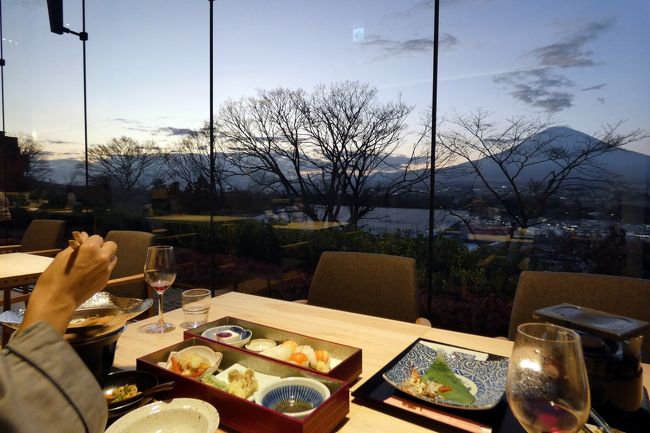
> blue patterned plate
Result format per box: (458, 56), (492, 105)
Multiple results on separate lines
(382, 343), (508, 410)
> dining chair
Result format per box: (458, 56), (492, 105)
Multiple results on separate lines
(104, 230), (155, 308)
(0, 219), (65, 256)
(302, 251), (430, 325)
(509, 270), (650, 362)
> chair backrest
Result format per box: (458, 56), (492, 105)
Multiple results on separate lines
(105, 230), (155, 299)
(308, 251), (418, 322)
(19, 219), (65, 252)
(510, 271), (650, 362)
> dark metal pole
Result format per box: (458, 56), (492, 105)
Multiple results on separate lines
(0, 0), (7, 244)
(426, 0), (440, 314)
(81, 0), (89, 208)
(208, 0), (216, 296)
(0, 0), (5, 135)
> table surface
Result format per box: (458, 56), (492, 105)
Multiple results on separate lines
(0, 252), (54, 279)
(114, 292), (650, 433)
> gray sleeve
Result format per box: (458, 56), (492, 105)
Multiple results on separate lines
(0, 321), (107, 433)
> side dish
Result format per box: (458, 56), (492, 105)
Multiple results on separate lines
(263, 340), (332, 373)
(170, 352), (213, 378)
(105, 384), (139, 403)
(399, 355), (475, 405)
(201, 367), (259, 399)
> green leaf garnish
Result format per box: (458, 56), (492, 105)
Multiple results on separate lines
(424, 354), (476, 405)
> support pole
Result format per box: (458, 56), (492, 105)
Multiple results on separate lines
(426, 0), (441, 314)
(208, 0), (216, 297)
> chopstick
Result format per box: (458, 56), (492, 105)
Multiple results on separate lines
(590, 408), (614, 433)
(68, 231), (83, 250)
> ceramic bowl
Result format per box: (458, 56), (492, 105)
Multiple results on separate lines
(105, 398), (219, 433)
(98, 370), (159, 417)
(201, 325), (252, 348)
(165, 345), (223, 377)
(245, 338), (277, 352)
(255, 377), (330, 418)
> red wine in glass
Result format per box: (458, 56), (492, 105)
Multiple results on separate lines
(512, 397), (582, 433)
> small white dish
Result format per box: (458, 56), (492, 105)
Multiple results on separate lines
(255, 377), (330, 418)
(165, 346), (222, 377)
(245, 338), (277, 352)
(105, 398), (219, 433)
(201, 325), (252, 348)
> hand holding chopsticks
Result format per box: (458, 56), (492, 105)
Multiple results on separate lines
(68, 231), (89, 250)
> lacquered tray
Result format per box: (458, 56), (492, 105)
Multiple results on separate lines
(137, 337), (350, 433)
(184, 316), (362, 384)
(353, 338), (650, 433)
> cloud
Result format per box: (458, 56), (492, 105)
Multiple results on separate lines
(362, 36), (431, 55)
(528, 18), (613, 69)
(155, 127), (193, 136)
(110, 118), (192, 136)
(111, 118), (150, 132)
(43, 139), (75, 145)
(495, 68), (575, 113)
(362, 32), (457, 57)
(494, 18), (613, 113)
(440, 33), (459, 50)
(581, 83), (606, 91)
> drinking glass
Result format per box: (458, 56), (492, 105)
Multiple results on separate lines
(181, 288), (211, 329)
(507, 323), (590, 433)
(142, 245), (176, 333)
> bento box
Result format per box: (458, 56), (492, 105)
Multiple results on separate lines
(184, 316), (362, 384)
(137, 337), (350, 433)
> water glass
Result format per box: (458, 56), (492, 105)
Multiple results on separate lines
(181, 288), (211, 329)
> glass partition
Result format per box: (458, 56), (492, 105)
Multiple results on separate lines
(2, 0), (648, 338)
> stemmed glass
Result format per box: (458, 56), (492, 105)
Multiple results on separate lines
(142, 245), (176, 333)
(507, 323), (590, 433)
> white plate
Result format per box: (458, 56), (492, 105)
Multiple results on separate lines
(105, 398), (219, 433)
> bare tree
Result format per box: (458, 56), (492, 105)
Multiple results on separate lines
(219, 82), (427, 227)
(437, 110), (645, 230)
(17, 134), (51, 181)
(219, 87), (319, 216)
(167, 122), (229, 198)
(88, 136), (162, 191)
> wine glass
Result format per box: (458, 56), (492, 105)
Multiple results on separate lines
(506, 323), (590, 433)
(142, 245), (176, 333)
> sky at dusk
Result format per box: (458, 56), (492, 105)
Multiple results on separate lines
(3, 0), (649, 167)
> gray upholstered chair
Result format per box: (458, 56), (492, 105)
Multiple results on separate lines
(104, 230), (155, 302)
(0, 219), (65, 256)
(303, 251), (430, 325)
(509, 271), (650, 362)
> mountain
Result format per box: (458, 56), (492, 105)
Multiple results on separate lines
(437, 126), (650, 189)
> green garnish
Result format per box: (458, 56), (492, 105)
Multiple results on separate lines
(200, 373), (228, 390)
(424, 354), (476, 405)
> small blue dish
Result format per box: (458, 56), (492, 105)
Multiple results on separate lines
(256, 377), (330, 418)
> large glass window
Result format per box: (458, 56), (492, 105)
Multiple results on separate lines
(2, 0), (648, 338)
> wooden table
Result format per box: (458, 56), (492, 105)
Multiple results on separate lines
(0, 253), (53, 310)
(114, 292), (650, 433)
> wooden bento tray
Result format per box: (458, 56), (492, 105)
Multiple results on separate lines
(184, 316), (362, 384)
(137, 338), (350, 433)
